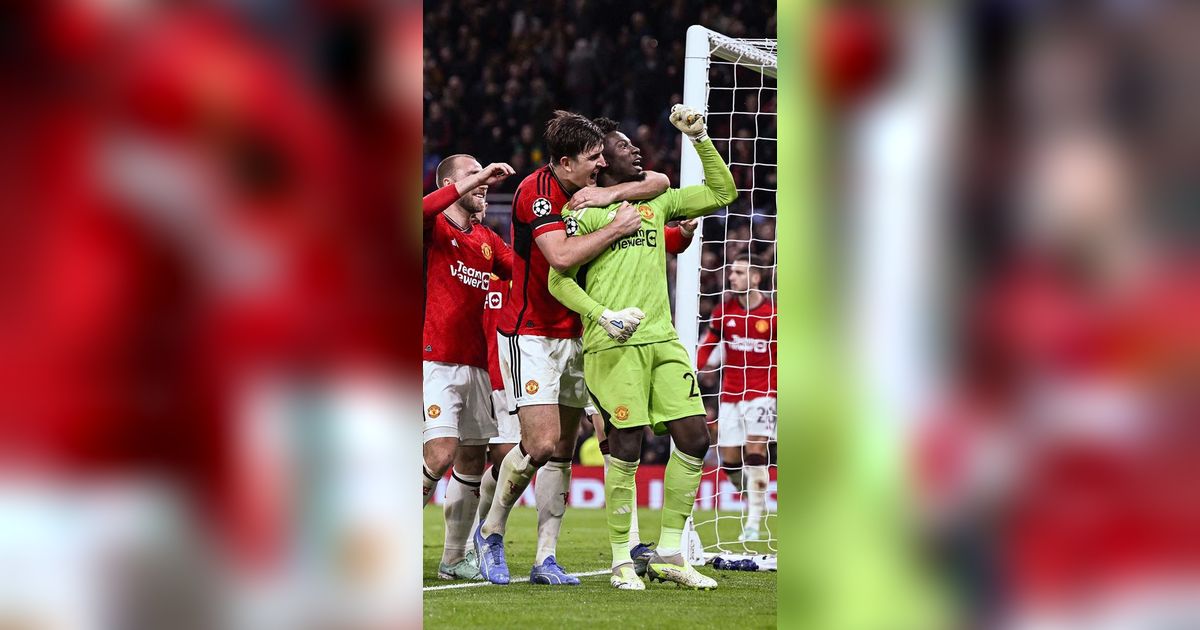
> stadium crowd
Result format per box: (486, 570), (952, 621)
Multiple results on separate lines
(423, 0), (775, 193)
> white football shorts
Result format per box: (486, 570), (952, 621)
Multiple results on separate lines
(717, 396), (777, 447)
(422, 361), (496, 446)
(489, 389), (521, 444)
(496, 332), (589, 411)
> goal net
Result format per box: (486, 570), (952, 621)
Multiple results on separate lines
(674, 26), (778, 569)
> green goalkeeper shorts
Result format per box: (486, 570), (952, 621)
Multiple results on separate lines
(584, 339), (706, 435)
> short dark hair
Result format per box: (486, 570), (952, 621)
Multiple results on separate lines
(435, 153), (474, 186)
(733, 255), (768, 277)
(593, 117), (620, 136)
(545, 110), (603, 162)
(591, 118), (622, 178)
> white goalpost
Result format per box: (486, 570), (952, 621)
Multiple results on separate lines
(675, 26), (777, 571)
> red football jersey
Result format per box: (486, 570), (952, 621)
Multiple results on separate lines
(423, 186), (513, 369)
(499, 165), (580, 338)
(498, 166), (695, 338)
(697, 296), (778, 402)
(483, 276), (507, 391)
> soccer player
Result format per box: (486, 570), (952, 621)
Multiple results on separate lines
(696, 256), (778, 542)
(435, 210), (522, 583)
(580, 234), (697, 574)
(571, 117), (700, 575)
(548, 104), (736, 590)
(422, 155), (515, 580)
(476, 111), (672, 586)
(473, 261), (519, 555)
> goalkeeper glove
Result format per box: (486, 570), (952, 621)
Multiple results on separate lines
(669, 104), (709, 143)
(595, 307), (646, 343)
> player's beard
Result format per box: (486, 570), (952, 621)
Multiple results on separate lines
(462, 193), (486, 215)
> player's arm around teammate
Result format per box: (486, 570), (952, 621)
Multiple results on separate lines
(565, 170), (669, 211)
(528, 116), (645, 273)
(605, 106), (735, 589)
(564, 138), (696, 254)
(545, 114), (699, 344)
(548, 106), (735, 590)
(478, 112), (647, 587)
(535, 196), (642, 272)
(559, 121), (698, 576)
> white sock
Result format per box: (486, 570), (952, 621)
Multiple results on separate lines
(441, 470), (481, 565)
(534, 459), (571, 564)
(744, 465), (768, 530)
(422, 463), (440, 507)
(604, 453), (641, 550)
(482, 445), (536, 537)
(475, 465), (499, 527)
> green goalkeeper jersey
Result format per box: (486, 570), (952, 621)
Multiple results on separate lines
(548, 138), (736, 353)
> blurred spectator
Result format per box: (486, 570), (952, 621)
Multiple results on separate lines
(912, 1), (1200, 626)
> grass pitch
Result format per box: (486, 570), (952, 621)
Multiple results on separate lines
(424, 507), (776, 629)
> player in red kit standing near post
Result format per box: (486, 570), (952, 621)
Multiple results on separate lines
(697, 256), (778, 542)
(421, 156), (516, 580)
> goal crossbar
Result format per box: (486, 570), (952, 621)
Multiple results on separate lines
(706, 31), (778, 79)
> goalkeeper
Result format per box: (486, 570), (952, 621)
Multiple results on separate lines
(548, 105), (735, 591)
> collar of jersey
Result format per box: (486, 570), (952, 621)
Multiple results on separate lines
(739, 292), (767, 311)
(546, 165), (572, 197)
(443, 212), (473, 234)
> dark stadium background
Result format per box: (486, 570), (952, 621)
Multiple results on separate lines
(424, 0), (778, 465)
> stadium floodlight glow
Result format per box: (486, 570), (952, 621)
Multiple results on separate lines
(674, 25), (777, 569)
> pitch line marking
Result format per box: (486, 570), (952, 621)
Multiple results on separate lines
(423, 569), (610, 591)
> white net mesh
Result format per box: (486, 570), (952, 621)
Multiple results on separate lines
(678, 29), (777, 565)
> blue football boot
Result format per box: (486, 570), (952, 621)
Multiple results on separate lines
(529, 555), (580, 585)
(473, 521), (510, 585)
